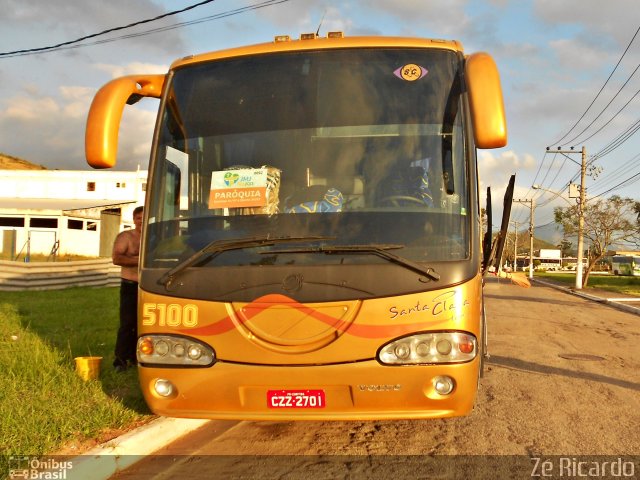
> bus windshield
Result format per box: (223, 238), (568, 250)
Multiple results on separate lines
(145, 47), (471, 296)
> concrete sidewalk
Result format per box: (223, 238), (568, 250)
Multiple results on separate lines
(532, 277), (640, 316)
(65, 417), (210, 480)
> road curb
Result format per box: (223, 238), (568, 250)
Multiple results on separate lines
(66, 417), (210, 480)
(532, 278), (640, 316)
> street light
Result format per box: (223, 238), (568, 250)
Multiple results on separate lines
(531, 185), (573, 205)
(532, 181), (585, 290)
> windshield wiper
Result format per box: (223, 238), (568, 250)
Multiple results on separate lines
(266, 244), (440, 282)
(158, 235), (335, 287)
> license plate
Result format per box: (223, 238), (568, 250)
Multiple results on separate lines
(267, 389), (326, 409)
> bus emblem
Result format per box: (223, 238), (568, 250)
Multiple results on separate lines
(394, 64), (428, 82)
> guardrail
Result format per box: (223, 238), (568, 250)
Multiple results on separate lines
(0, 259), (121, 291)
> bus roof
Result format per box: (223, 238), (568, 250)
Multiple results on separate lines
(170, 35), (464, 70)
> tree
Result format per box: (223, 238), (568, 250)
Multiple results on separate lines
(554, 195), (638, 287)
(635, 201), (640, 235)
(558, 239), (573, 257)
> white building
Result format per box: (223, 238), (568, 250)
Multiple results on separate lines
(0, 169), (147, 259)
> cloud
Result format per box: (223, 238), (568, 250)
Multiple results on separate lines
(256, 0), (337, 31)
(117, 106), (157, 170)
(0, 83), (155, 170)
(93, 62), (169, 79)
(4, 95), (59, 121)
(0, 88), (85, 168)
(533, 0), (640, 46)
(549, 38), (613, 72)
(60, 86), (95, 118)
(351, 0), (475, 38)
(478, 150), (536, 194)
(255, 0), (473, 38)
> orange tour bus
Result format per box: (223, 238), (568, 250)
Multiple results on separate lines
(86, 33), (508, 420)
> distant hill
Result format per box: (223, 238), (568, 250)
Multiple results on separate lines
(0, 152), (47, 170)
(534, 222), (563, 246)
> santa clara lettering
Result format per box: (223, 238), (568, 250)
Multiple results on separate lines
(389, 291), (469, 320)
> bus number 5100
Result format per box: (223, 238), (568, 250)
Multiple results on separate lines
(142, 303), (198, 328)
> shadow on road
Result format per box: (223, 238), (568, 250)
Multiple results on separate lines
(488, 355), (640, 392)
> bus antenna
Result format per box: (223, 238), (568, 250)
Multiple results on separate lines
(316, 10), (326, 36)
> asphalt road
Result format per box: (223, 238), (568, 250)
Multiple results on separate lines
(112, 277), (640, 479)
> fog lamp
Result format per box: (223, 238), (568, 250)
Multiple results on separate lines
(433, 376), (455, 395)
(154, 378), (174, 397)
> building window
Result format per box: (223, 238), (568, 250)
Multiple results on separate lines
(87, 222), (97, 231)
(141, 182), (147, 192)
(0, 216), (25, 227)
(30, 218), (58, 228)
(87, 182), (96, 192)
(67, 219), (84, 230)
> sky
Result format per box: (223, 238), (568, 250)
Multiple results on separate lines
(1, 0), (640, 239)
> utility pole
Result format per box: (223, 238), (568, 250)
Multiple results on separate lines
(514, 222), (518, 271)
(547, 146), (587, 289)
(510, 220), (520, 271)
(514, 199), (535, 279)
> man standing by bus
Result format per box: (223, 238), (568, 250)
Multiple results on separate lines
(112, 206), (143, 372)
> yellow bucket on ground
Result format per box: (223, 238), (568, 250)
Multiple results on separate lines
(74, 356), (103, 381)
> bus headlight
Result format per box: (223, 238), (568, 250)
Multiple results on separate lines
(378, 332), (476, 365)
(137, 335), (215, 367)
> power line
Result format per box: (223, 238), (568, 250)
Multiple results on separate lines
(514, 151), (554, 222)
(589, 151), (640, 195)
(0, 0), (218, 57)
(567, 85), (640, 147)
(1, 0), (292, 59)
(547, 23), (640, 147)
(592, 116), (640, 160)
(594, 170), (640, 197)
(564, 63), (640, 147)
(28, 0), (291, 57)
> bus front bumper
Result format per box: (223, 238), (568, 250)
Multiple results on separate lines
(138, 358), (481, 420)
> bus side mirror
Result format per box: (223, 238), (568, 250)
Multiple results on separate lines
(85, 74), (165, 169)
(465, 53), (507, 149)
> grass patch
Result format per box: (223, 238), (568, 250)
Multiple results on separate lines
(0, 253), (98, 261)
(535, 272), (640, 296)
(0, 287), (151, 461)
